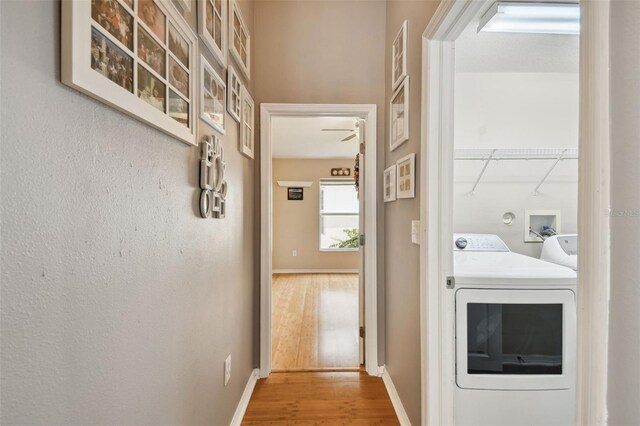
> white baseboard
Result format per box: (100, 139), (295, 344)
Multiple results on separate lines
(272, 269), (359, 274)
(230, 368), (260, 426)
(381, 366), (412, 426)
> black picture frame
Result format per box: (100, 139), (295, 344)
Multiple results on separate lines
(288, 187), (303, 200)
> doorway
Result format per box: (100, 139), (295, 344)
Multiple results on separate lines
(260, 104), (379, 377)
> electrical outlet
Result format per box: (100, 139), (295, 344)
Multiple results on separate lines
(292, 250), (297, 257)
(224, 354), (231, 386)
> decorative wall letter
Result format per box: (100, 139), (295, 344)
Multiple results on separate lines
(199, 135), (227, 218)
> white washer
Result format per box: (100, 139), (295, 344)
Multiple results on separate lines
(540, 234), (578, 271)
(453, 234), (577, 426)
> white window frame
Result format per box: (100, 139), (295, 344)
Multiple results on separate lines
(318, 179), (359, 252)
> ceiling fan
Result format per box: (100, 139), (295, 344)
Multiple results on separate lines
(321, 121), (359, 142)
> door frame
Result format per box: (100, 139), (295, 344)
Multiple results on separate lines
(420, 1), (611, 424)
(260, 103), (379, 377)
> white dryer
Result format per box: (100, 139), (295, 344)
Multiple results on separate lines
(453, 234), (577, 426)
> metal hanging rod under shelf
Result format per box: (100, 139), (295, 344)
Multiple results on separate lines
(455, 148), (579, 161)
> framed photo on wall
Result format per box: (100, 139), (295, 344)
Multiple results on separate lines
(392, 20), (408, 90)
(200, 55), (226, 134)
(229, 0), (250, 79)
(239, 85), (254, 158)
(198, 0), (227, 67)
(62, 0), (198, 146)
(396, 153), (415, 199)
(383, 165), (397, 202)
(175, 0), (191, 12)
(390, 76), (409, 151)
(227, 64), (242, 122)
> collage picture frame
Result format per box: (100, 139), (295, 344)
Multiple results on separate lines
(200, 55), (226, 134)
(396, 153), (416, 199)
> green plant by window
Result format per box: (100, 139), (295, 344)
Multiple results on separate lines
(330, 228), (360, 249)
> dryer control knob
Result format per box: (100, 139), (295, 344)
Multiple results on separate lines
(455, 237), (468, 249)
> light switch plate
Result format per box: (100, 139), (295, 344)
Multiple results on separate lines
(411, 220), (420, 245)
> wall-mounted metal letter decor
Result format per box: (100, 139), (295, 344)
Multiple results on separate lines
(199, 135), (227, 219)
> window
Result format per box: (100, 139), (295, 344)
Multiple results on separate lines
(320, 181), (359, 251)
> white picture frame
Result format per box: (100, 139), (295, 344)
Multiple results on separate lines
(229, 0), (250, 79)
(175, 0), (191, 12)
(61, 0), (198, 146)
(200, 55), (226, 134)
(239, 85), (255, 158)
(392, 20), (408, 91)
(390, 76), (409, 151)
(396, 153), (416, 199)
(227, 64), (242, 122)
(383, 165), (397, 202)
(198, 0), (227, 67)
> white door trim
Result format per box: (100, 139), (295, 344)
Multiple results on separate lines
(260, 103), (379, 377)
(420, 1), (612, 425)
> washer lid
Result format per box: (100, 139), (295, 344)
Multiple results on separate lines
(454, 251), (577, 285)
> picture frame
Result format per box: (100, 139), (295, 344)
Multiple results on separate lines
(396, 153), (416, 199)
(239, 85), (255, 158)
(200, 55), (226, 134)
(198, 0), (227, 67)
(174, 0), (191, 12)
(383, 165), (397, 202)
(227, 64), (242, 122)
(390, 76), (409, 151)
(62, 0), (198, 146)
(392, 20), (408, 91)
(229, 0), (250, 79)
(288, 188), (304, 201)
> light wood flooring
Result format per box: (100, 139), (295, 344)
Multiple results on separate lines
(272, 273), (359, 371)
(242, 371), (400, 425)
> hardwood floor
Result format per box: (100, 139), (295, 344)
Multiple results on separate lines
(271, 273), (359, 370)
(242, 371), (400, 425)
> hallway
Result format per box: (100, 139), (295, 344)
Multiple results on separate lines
(242, 371), (399, 425)
(272, 273), (359, 370)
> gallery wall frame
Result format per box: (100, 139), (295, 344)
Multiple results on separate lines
(198, 0), (227, 67)
(229, 0), (251, 79)
(383, 165), (397, 202)
(200, 55), (227, 134)
(227, 64), (242, 122)
(175, 0), (191, 12)
(239, 85), (255, 158)
(390, 76), (410, 151)
(396, 152), (415, 199)
(392, 20), (408, 91)
(62, 0), (198, 146)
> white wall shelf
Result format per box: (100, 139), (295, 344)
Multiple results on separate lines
(276, 180), (313, 188)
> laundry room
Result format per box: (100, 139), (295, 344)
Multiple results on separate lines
(453, 4), (579, 258)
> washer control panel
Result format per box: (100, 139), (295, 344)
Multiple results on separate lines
(453, 234), (510, 252)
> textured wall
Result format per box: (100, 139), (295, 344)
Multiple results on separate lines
(384, 1), (440, 424)
(253, 0), (387, 361)
(608, 1), (640, 423)
(272, 159), (359, 271)
(0, 0), (256, 424)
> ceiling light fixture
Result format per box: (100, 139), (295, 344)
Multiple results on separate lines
(478, 2), (580, 35)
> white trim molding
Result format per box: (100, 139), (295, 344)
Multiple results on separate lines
(272, 269), (359, 274)
(260, 103), (379, 378)
(381, 366), (411, 426)
(230, 368), (259, 426)
(576, 1), (611, 425)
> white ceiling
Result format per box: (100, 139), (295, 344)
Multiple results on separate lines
(456, 6), (579, 74)
(271, 116), (360, 159)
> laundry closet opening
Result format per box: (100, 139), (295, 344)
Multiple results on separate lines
(266, 111), (370, 372)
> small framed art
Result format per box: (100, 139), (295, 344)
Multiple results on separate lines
(199, 0), (227, 66)
(239, 85), (254, 158)
(396, 153), (415, 199)
(390, 76), (409, 151)
(383, 165), (397, 202)
(62, 0), (198, 146)
(392, 20), (408, 90)
(229, 0), (250, 79)
(227, 64), (242, 122)
(200, 55), (226, 134)
(288, 188), (304, 201)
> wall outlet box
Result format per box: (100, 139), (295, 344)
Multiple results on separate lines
(411, 220), (421, 245)
(224, 354), (231, 386)
(524, 209), (561, 242)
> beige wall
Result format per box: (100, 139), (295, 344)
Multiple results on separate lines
(384, 1), (440, 424)
(0, 0), (256, 424)
(273, 159), (359, 271)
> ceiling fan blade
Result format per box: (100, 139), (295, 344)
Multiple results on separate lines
(341, 134), (357, 142)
